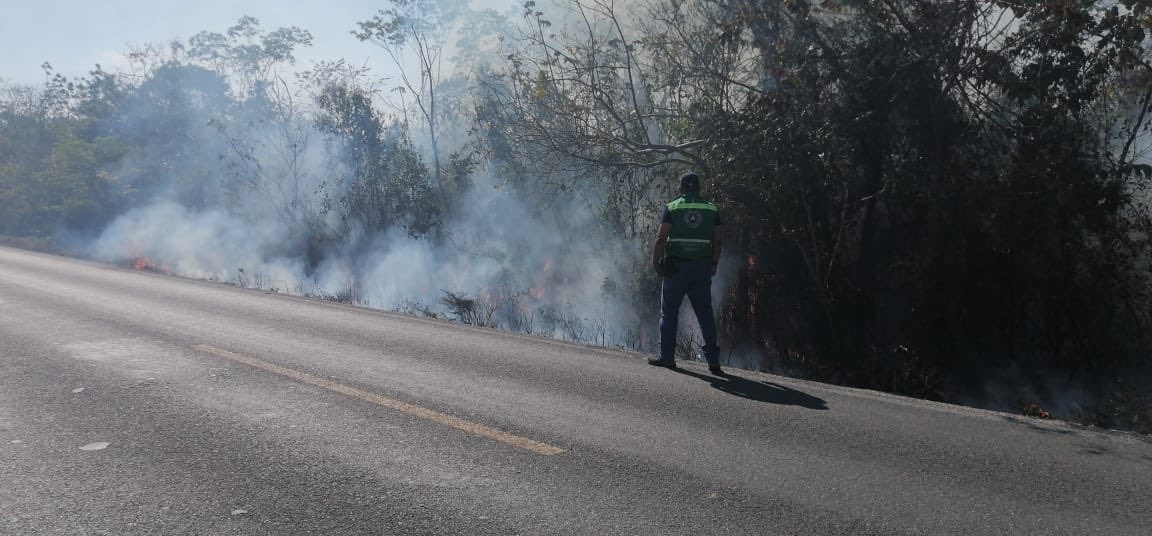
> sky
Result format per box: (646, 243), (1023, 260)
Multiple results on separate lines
(0, 0), (506, 86)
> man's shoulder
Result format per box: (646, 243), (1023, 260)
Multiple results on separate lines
(669, 196), (718, 208)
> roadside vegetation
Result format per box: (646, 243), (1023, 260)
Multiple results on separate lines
(2, 1), (1150, 434)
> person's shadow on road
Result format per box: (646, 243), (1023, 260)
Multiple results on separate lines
(673, 368), (829, 410)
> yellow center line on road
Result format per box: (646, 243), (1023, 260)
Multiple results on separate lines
(192, 344), (565, 456)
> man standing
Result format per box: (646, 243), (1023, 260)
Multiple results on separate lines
(649, 172), (723, 375)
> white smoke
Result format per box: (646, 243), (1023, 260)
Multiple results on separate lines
(77, 2), (729, 359)
(88, 201), (305, 289)
(86, 165), (657, 348)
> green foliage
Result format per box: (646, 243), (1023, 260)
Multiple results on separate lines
(354, 0), (447, 47)
(685, 1), (1152, 405)
(354, 0), (469, 208)
(3, 1), (1150, 430)
(315, 83), (441, 238)
(472, 0), (1152, 427)
(187, 16), (313, 99)
(0, 74), (126, 236)
(111, 62), (233, 209)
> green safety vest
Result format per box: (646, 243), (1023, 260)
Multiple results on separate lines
(665, 195), (718, 260)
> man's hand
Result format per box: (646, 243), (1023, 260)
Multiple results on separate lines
(654, 258), (669, 277)
(654, 257), (678, 278)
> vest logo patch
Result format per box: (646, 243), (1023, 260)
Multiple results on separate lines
(684, 210), (702, 228)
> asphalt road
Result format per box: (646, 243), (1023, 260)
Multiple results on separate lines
(1, 245), (1150, 535)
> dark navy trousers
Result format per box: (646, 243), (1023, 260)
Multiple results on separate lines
(659, 258), (719, 365)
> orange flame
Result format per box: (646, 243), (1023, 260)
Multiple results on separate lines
(129, 257), (170, 274)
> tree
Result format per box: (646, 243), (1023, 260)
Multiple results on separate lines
(107, 62), (232, 210)
(315, 83), (440, 239)
(186, 15), (314, 101)
(355, 0), (467, 207)
(474, 0), (1152, 417)
(178, 17), (323, 228)
(479, 0), (709, 176)
(694, 0), (1152, 395)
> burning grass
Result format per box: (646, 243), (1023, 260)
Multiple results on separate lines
(128, 256), (171, 274)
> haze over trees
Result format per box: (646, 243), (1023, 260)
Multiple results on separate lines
(1, 0), (1150, 433)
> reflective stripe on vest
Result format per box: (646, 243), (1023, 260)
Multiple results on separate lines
(667, 200), (718, 212)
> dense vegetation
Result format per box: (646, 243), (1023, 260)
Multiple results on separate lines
(2, 1), (1150, 432)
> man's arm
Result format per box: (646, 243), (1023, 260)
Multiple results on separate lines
(711, 224), (723, 275)
(652, 223), (672, 272)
